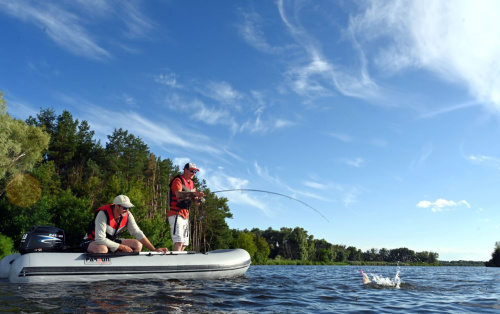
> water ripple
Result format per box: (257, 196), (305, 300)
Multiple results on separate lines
(1, 265), (499, 313)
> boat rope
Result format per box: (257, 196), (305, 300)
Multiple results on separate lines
(211, 189), (329, 223)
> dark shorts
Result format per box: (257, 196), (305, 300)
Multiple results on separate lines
(80, 239), (122, 252)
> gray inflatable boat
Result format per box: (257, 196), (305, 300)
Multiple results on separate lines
(0, 226), (251, 283)
(0, 249), (251, 283)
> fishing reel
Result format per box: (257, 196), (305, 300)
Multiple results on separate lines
(197, 197), (205, 204)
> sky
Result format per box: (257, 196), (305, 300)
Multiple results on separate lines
(1, 0), (499, 262)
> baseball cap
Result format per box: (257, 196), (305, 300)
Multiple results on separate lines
(184, 162), (200, 172)
(113, 195), (134, 208)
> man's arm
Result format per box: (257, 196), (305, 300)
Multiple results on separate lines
(139, 237), (168, 253)
(126, 212), (168, 253)
(175, 190), (204, 200)
(171, 178), (204, 204)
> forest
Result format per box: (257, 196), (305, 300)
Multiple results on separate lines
(0, 91), (492, 266)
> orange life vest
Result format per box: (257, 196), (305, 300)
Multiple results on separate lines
(85, 204), (129, 241)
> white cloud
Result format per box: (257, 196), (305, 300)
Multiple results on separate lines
(202, 81), (244, 107)
(419, 101), (481, 119)
(351, 0), (500, 113)
(162, 78), (294, 135)
(328, 133), (353, 143)
(155, 72), (183, 89)
(417, 198), (471, 212)
(411, 141), (433, 170)
(56, 93), (221, 156)
(3, 96), (39, 119)
(340, 157), (366, 168)
(276, 0), (393, 105)
(239, 115), (294, 134)
(237, 9), (287, 54)
(172, 158), (190, 171)
(0, 1), (154, 60)
(467, 154), (500, 170)
(0, 2), (110, 60)
(207, 171), (273, 216)
(118, 1), (154, 39)
(303, 181), (327, 190)
(165, 93), (238, 131)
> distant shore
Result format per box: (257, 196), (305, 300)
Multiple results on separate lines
(257, 260), (486, 267)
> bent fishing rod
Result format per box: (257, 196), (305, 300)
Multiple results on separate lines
(211, 189), (329, 223)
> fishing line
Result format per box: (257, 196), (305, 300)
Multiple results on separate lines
(211, 189), (329, 223)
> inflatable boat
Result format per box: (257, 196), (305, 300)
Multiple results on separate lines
(0, 249), (251, 284)
(0, 226), (251, 284)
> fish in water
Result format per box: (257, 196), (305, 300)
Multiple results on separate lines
(360, 270), (371, 284)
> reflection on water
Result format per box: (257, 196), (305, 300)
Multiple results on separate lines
(1, 266), (499, 313)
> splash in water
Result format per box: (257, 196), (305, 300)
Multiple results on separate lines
(360, 267), (401, 289)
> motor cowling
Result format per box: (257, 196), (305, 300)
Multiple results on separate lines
(19, 226), (66, 254)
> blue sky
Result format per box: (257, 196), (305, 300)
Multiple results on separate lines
(1, 0), (499, 261)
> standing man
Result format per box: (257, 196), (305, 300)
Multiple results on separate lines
(168, 162), (205, 251)
(81, 195), (168, 254)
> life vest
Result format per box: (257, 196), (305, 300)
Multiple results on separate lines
(85, 204), (129, 241)
(169, 175), (195, 212)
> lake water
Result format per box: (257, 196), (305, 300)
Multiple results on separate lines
(1, 265), (499, 313)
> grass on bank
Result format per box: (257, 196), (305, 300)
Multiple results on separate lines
(257, 259), (484, 267)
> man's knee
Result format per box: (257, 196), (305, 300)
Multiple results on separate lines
(123, 239), (142, 252)
(88, 242), (108, 253)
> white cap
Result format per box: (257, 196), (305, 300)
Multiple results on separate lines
(113, 195), (134, 208)
(184, 162), (200, 172)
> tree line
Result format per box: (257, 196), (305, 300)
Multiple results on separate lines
(1, 91), (493, 266)
(485, 241), (500, 267)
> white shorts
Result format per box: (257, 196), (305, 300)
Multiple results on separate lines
(168, 215), (189, 245)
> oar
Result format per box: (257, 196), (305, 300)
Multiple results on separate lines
(140, 251), (196, 255)
(87, 251), (196, 258)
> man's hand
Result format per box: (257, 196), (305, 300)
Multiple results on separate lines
(177, 191), (204, 200)
(155, 247), (169, 253)
(118, 244), (133, 252)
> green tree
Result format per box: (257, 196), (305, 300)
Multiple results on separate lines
(313, 239), (334, 263)
(234, 232), (258, 261)
(388, 247), (416, 263)
(254, 234), (270, 264)
(190, 187), (233, 252)
(486, 241), (500, 267)
(333, 244), (347, 262)
(279, 227), (293, 259)
(0, 233), (14, 259)
(307, 235), (315, 262)
(0, 92), (50, 195)
(105, 128), (150, 187)
(0, 194), (53, 246)
(378, 248), (389, 262)
(346, 246), (361, 261)
(288, 227), (309, 260)
(52, 111), (79, 184)
(47, 189), (93, 248)
(261, 227), (285, 259)
(362, 248), (378, 261)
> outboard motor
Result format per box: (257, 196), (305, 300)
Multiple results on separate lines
(19, 226), (66, 254)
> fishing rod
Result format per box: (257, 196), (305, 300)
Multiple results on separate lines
(211, 189), (329, 223)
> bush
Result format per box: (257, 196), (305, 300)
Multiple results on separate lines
(0, 233), (14, 259)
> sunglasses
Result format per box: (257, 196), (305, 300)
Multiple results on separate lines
(122, 206), (130, 211)
(190, 170), (197, 174)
